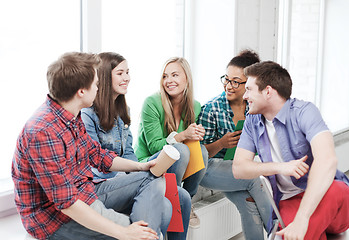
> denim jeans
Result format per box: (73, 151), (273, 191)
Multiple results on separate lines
(149, 143), (207, 239)
(200, 158), (271, 240)
(49, 171), (170, 240)
(149, 143), (208, 198)
(167, 186), (191, 240)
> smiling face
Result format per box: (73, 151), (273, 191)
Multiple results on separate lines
(243, 76), (268, 115)
(224, 65), (247, 103)
(111, 60), (130, 99)
(162, 62), (187, 99)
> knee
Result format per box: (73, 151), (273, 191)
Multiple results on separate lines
(173, 143), (190, 164)
(178, 187), (191, 206)
(163, 197), (173, 224)
(326, 180), (349, 202)
(152, 176), (167, 196)
(248, 177), (264, 191)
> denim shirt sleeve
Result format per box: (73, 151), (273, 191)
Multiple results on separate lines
(81, 108), (101, 144)
(121, 124), (138, 162)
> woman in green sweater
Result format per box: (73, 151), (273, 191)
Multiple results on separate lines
(135, 57), (208, 231)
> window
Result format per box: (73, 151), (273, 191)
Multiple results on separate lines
(183, 0), (237, 106)
(320, 0), (349, 131)
(0, 0), (80, 182)
(278, 0), (349, 133)
(100, 0), (184, 135)
(287, 0), (320, 104)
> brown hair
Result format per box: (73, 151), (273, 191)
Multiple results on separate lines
(93, 52), (130, 131)
(47, 52), (100, 102)
(160, 57), (195, 134)
(244, 61), (292, 100)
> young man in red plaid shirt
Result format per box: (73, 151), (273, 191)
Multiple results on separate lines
(12, 52), (170, 240)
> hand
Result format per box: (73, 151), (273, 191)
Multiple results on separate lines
(119, 221), (159, 240)
(138, 160), (156, 171)
(276, 215), (309, 240)
(183, 123), (205, 141)
(219, 131), (242, 149)
(279, 155), (309, 179)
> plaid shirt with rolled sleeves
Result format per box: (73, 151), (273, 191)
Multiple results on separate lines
(11, 95), (117, 240)
(197, 92), (249, 158)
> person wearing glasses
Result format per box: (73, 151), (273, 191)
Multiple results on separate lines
(81, 52), (191, 239)
(197, 50), (270, 240)
(135, 57), (208, 234)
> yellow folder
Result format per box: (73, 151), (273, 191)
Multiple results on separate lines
(182, 140), (205, 180)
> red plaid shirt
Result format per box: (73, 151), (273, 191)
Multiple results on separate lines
(12, 96), (117, 240)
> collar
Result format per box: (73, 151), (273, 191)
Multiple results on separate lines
(221, 91), (249, 115)
(273, 98), (291, 125)
(47, 94), (79, 127)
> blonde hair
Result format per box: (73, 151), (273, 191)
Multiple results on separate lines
(160, 57), (195, 134)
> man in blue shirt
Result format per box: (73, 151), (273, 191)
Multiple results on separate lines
(233, 61), (349, 240)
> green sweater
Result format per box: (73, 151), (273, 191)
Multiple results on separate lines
(135, 93), (202, 162)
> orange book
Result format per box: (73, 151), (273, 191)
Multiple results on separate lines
(182, 140), (205, 180)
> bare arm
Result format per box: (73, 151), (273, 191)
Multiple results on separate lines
(277, 131), (337, 239)
(61, 200), (158, 240)
(232, 147), (309, 179)
(109, 157), (156, 172)
(205, 131), (242, 158)
(204, 140), (223, 159)
(233, 147), (277, 178)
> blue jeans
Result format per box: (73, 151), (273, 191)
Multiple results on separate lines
(200, 158), (271, 240)
(167, 186), (191, 240)
(149, 143), (207, 239)
(149, 143), (208, 198)
(49, 171), (170, 240)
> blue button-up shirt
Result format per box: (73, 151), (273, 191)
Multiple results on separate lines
(239, 98), (349, 198)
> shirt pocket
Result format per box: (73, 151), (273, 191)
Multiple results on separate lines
(290, 141), (310, 159)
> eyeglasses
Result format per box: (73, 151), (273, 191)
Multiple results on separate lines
(220, 75), (246, 89)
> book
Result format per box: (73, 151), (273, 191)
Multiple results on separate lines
(182, 140), (205, 180)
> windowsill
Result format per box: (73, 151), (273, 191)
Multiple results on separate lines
(0, 212), (27, 240)
(0, 190), (16, 218)
(333, 127), (349, 147)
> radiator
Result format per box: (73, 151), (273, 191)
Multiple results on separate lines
(187, 194), (242, 240)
